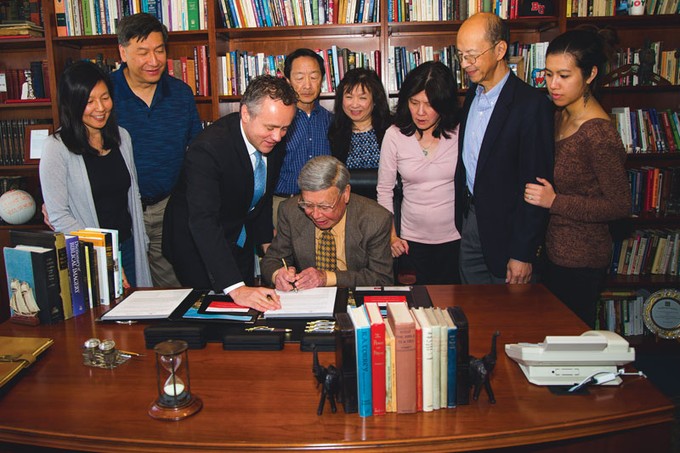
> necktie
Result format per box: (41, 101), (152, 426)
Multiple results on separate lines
(237, 151), (266, 248)
(316, 230), (337, 271)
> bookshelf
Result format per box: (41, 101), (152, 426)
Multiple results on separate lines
(0, 1), (679, 322)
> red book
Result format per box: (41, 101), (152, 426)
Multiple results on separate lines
(410, 309), (423, 412)
(386, 302), (416, 414)
(365, 303), (386, 416)
(198, 45), (210, 96)
(180, 56), (189, 84)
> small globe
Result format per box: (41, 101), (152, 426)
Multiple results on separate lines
(0, 190), (37, 225)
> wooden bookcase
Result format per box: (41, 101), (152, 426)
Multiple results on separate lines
(0, 0), (678, 322)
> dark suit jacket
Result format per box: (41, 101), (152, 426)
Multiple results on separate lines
(163, 112), (285, 291)
(454, 72), (555, 277)
(261, 194), (394, 288)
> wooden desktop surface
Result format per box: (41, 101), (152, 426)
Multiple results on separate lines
(0, 285), (673, 452)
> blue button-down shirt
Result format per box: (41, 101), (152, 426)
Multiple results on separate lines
(462, 71), (510, 194)
(110, 66), (203, 199)
(274, 101), (332, 195)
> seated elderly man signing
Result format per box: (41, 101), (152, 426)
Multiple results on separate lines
(262, 156), (393, 290)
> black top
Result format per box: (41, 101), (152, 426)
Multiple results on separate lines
(83, 147), (132, 242)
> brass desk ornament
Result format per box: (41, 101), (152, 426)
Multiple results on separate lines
(148, 340), (202, 421)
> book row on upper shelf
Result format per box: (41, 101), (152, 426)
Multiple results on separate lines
(54, 0), (208, 37)
(606, 43), (679, 87)
(566, 0), (679, 17)
(611, 107), (679, 154)
(0, 1), (43, 28)
(627, 164), (680, 216)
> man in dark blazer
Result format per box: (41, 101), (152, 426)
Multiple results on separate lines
(454, 13), (554, 284)
(163, 75), (297, 311)
(261, 156), (393, 290)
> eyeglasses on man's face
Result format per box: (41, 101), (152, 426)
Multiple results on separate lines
(456, 42), (498, 65)
(297, 192), (342, 213)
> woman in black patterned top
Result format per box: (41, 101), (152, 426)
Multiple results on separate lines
(328, 68), (392, 169)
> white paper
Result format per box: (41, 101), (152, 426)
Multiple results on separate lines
(100, 288), (193, 320)
(264, 287), (337, 319)
(29, 129), (50, 160)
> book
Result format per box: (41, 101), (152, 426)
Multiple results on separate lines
(0, 336), (54, 389)
(386, 301), (416, 414)
(70, 231), (109, 305)
(347, 304), (372, 417)
(75, 229), (115, 300)
(424, 307), (441, 410)
(85, 228), (121, 298)
(434, 308), (453, 409)
(384, 317), (397, 413)
(64, 234), (87, 317)
(335, 311), (358, 414)
(447, 306), (470, 405)
(411, 308), (433, 412)
(410, 307), (423, 412)
(4, 246), (64, 324)
(9, 230), (72, 320)
(54, 0), (68, 36)
(364, 302), (386, 415)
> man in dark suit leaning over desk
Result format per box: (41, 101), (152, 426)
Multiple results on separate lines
(162, 75), (297, 311)
(261, 156), (393, 290)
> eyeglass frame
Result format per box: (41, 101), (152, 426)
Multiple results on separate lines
(455, 42), (499, 65)
(297, 190), (344, 213)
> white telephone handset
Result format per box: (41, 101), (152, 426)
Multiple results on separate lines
(505, 330), (635, 386)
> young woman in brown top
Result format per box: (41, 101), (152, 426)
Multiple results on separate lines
(523, 29), (631, 328)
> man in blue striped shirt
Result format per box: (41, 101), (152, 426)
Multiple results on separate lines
(112, 13), (203, 288)
(273, 48), (333, 227)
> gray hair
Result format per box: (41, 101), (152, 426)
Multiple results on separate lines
(240, 75), (298, 117)
(298, 156), (350, 192)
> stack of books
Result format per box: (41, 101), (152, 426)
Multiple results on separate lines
(0, 20), (44, 38)
(336, 302), (470, 417)
(3, 228), (124, 326)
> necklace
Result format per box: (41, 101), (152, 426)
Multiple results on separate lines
(419, 136), (438, 156)
(353, 122), (373, 133)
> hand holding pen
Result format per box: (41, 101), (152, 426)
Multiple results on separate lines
(274, 258), (299, 292)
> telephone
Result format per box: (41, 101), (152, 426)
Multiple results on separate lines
(505, 330), (635, 386)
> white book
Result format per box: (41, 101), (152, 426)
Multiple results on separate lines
(85, 228), (121, 298)
(411, 308), (433, 412)
(434, 308), (450, 408)
(612, 107), (633, 153)
(424, 308), (441, 410)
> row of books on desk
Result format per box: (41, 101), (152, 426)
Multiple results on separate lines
(336, 302), (469, 417)
(3, 229), (123, 326)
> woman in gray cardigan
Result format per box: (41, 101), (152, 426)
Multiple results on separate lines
(40, 61), (151, 288)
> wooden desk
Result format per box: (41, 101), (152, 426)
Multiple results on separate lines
(0, 285), (673, 452)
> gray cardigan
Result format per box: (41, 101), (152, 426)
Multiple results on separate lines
(39, 127), (152, 287)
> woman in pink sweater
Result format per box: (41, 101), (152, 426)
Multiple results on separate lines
(524, 29), (631, 327)
(377, 61), (462, 284)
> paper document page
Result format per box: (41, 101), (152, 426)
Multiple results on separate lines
(100, 289), (193, 320)
(264, 287), (338, 318)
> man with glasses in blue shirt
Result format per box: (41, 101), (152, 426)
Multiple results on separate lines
(262, 156), (393, 290)
(272, 48), (333, 228)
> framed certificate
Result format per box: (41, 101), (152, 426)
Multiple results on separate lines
(643, 289), (680, 340)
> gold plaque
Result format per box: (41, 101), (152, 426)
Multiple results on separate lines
(643, 289), (680, 340)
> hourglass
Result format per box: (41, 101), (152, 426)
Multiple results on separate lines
(148, 340), (202, 420)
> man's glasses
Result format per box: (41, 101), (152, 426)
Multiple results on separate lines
(456, 42), (498, 65)
(298, 192), (342, 213)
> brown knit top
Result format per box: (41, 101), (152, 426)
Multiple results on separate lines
(546, 118), (631, 269)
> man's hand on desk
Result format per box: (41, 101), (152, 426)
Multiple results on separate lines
(229, 286), (281, 311)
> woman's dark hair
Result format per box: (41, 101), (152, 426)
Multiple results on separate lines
(57, 61), (120, 156)
(394, 61), (460, 139)
(546, 28), (617, 100)
(328, 68), (392, 163)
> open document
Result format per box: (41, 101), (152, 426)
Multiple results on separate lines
(264, 287), (337, 319)
(100, 289), (194, 321)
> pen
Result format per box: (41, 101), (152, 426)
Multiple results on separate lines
(282, 258), (298, 292)
(118, 350), (144, 357)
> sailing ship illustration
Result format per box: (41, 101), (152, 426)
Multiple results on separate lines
(9, 278), (40, 325)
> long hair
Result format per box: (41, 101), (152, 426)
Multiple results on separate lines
(394, 61), (460, 139)
(328, 68), (392, 163)
(57, 61), (120, 156)
(546, 28), (617, 100)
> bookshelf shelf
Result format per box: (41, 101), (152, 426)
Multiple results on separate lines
(0, 37), (46, 49)
(217, 23), (382, 39)
(566, 14), (680, 29)
(606, 274), (680, 288)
